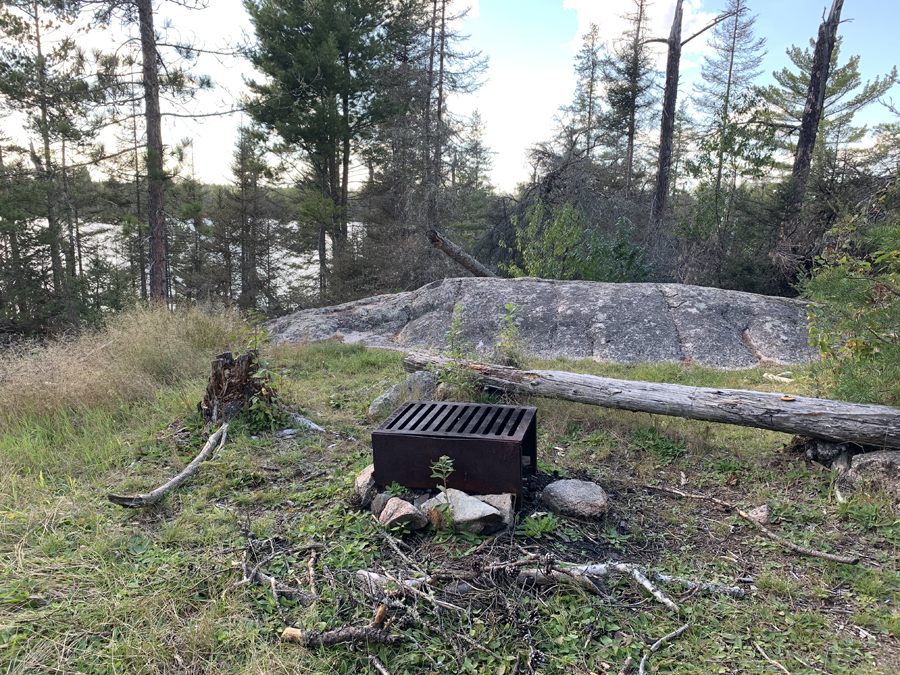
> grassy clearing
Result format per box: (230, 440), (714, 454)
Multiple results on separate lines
(1, 325), (898, 674)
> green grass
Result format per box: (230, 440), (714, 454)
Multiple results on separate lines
(1, 335), (898, 674)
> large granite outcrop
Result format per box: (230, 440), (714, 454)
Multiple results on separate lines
(268, 277), (817, 369)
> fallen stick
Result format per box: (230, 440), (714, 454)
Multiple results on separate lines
(281, 625), (402, 647)
(279, 412), (357, 442)
(517, 562), (680, 612)
(369, 655), (393, 675)
(243, 562), (317, 606)
(403, 352), (900, 449)
(638, 623), (690, 675)
(647, 485), (859, 565)
(108, 424), (229, 508)
(754, 641), (792, 675)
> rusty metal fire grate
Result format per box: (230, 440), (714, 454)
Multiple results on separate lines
(372, 401), (537, 498)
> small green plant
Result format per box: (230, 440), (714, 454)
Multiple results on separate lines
(444, 302), (470, 361)
(440, 302), (478, 394)
(631, 427), (687, 464)
(430, 455), (455, 529)
(494, 302), (527, 367)
(383, 481), (410, 499)
(600, 525), (632, 552)
(516, 512), (560, 538)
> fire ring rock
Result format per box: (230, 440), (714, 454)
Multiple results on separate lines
(541, 479), (609, 519)
(378, 497), (429, 530)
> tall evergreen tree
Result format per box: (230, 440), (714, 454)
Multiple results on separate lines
(245, 0), (392, 297)
(562, 23), (603, 159)
(690, 0), (766, 223)
(599, 0), (658, 196)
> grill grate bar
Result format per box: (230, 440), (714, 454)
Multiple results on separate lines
(504, 408), (526, 436)
(387, 402), (417, 430)
(405, 403), (434, 431)
(490, 407), (514, 436)
(419, 403), (447, 432)
(432, 404), (458, 432)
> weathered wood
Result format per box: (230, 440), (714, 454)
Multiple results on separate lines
(403, 353), (900, 449)
(108, 424), (228, 507)
(426, 229), (497, 278)
(199, 349), (269, 425)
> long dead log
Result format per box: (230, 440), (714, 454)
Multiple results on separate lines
(426, 229), (497, 278)
(403, 353), (900, 449)
(108, 424), (228, 507)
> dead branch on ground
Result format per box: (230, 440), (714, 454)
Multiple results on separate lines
(638, 623), (690, 675)
(108, 424), (229, 507)
(281, 625), (402, 647)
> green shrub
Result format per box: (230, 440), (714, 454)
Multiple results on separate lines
(804, 184), (900, 405)
(503, 199), (653, 282)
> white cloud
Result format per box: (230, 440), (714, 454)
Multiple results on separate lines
(561, 0), (718, 68)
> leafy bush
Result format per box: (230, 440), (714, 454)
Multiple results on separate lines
(503, 199), (654, 282)
(804, 184), (900, 404)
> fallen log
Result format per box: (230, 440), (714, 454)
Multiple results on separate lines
(108, 424), (228, 507)
(426, 229), (497, 278)
(403, 353), (900, 449)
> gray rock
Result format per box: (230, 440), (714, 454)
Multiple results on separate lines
(746, 504), (770, 524)
(378, 497), (429, 530)
(839, 451), (900, 500)
(367, 385), (401, 418)
(370, 492), (391, 517)
(367, 370), (439, 417)
(474, 493), (515, 530)
(541, 479), (609, 519)
(268, 277), (817, 369)
(354, 464), (376, 507)
(420, 488), (504, 534)
(807, 440), (851, 465)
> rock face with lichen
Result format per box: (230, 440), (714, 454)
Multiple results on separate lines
(269, 277), (816, 369)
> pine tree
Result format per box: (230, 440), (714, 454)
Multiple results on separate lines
(0, 0), (101, 316)
(690, 0), (767, 223)
(562, 23), (604, 158)
(599, 0), (658, 196)
(758, 38), (896, 161)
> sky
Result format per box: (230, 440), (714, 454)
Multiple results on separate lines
(84, 0), (900, 192)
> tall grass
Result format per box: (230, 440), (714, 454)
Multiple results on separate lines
(0, 304), (243, 427)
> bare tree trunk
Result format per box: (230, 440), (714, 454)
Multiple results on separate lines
(649, 0), (684, 235)
(789, 0), (844, 212)
(137, 0), (167, 302)
(403, 353), (900, 449)
(32, 2), (64, 297)
(426, 229), (497, 277)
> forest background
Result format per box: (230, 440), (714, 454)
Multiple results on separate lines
(1, 0), (899, 404)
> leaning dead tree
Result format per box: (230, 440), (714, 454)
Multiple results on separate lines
(426, 229), (497, 278)
(648, 1), (736, 233)
(775, 0), (845, 275)
(404, 353), (900, 449)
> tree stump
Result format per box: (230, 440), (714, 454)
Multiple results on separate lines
(199, 350), (272, 425)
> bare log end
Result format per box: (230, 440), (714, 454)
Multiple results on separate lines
(107, 494), (146, 508)
(426, 229), (442, 246)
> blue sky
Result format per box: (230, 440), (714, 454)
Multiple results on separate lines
(452, 0), (900, 190)
(150, 0), (899, 190)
